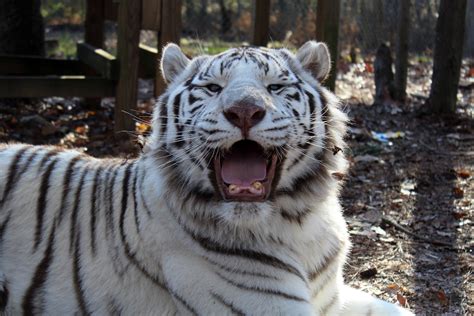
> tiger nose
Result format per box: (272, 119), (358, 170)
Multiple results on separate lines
(224, 102), (266, 137)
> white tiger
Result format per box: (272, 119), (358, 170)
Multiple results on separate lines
(0, 41), (413, 315)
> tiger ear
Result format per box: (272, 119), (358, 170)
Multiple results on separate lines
(296, 41), (331, 82)
(161, 43), (190, 84)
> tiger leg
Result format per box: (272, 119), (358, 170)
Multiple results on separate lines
(339, 286), (414, 316)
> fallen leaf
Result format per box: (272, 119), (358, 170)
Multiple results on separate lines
(332, 172), (345, 181)
(360, 267), (377, 279)
(75, 126), (87, 134)
(453, 187), (464, 199)
(386, 283), (400, 292)
(452, 211), (468, 220)
(397, 293), (407, 307)
(136, 122), (150, 134)
(365, 62), (374, 73)
(436, 290), (448, 305)
(456, 169), (471, 179)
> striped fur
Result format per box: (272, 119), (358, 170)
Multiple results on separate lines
(0, 42), (412, 315)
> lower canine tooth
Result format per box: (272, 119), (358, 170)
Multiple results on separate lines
(229, 184), (239, 193)
(252, 181), (262, 190)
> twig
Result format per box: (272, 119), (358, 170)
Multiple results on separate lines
(381, 215), (462, 251)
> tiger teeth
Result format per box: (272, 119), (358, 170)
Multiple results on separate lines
(228, 184), (239, 194)
(252, 181), (263, 190)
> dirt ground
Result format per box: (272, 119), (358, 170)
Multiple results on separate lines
(0, 62), (472, 315)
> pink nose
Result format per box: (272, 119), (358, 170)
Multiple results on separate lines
(224, 102), (266, 137)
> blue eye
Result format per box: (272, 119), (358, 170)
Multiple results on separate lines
(267, 84), (285, 92)
(205, 84), (222, 93)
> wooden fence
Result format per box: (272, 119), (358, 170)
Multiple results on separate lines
(0, 0), (339, 134)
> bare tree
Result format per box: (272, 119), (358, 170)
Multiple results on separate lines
(316, 0), (341, 91)
(394, 0), (410, 102)
(428, 0), (468, 113)
(0, 0), (44, 56)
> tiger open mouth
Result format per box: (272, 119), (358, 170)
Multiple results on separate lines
(213, 140), (278, 202)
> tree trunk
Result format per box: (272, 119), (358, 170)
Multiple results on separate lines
(0, 0), (44, 56)
(218, 0), (232, 37)
(316, 0), (341, 91)
(428, 0), (468, 114)
(374, 43), (395, 104)
(394, 0), (410, 102)
(252, 0), (271, 46)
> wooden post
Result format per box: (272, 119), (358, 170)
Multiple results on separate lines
(394, 0), (410, 102)
(155, 0), (182, 97)
(428, 0), (468, 114)
(251, 0), (271, 47)
(115, 0), (142, 134)
(315, 0), (340, 91)
(84, 0), (105, 48)
(84, 0), (105, 109)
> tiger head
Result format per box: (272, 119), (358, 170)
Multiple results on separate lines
(147, 41), (347, 228)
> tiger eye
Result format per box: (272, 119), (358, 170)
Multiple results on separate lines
(267, 84), (284, 92)
(205, 84), (222, 93)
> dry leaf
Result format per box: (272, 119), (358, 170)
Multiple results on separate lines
(136, 122), (150, 134)
(397, 293), (407, 307)
(75, 126), (87, 134)
(452, 211), (468, 220)
(453, 187), (464, 199)
(436, 290), (448, 305)
(365, 62), (374, 73)
(456, 169), (471, 179)
(386, 283), (399, 292)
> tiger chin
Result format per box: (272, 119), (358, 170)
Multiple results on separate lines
(0, 42), (413, 315)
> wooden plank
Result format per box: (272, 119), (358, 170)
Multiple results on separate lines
(155, 0), (182, 97)
(85, 0), (105, 48)
(142, 0), (162, 30)
(0, 76), (115, 97)
(251, 0), (271, 46)
(77, 42), (118, 79)
(139, 44), (158, 78)
(0, 55), (89, 75)
(104, 0), (119, 21)
(115, 0), (142, 133)
(316, 0), (341, 91)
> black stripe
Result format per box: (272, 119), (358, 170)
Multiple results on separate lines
(105, 165), (120, 241)
(69, 166), (89, 253)
(189, 103), (203, 115)
(73, 229), (90, 315)
(22, 224), (57, 315)
(216, 271), (308, 302)
(159, 96), (169, 139)
(169, 288), (199, 316)
(208, 257), (279, 280)
(308, 243), (343, 282)
(211, 292), (245, 316)
(0, 146), (30, 207)
(118, 163), (166, 289)
(0, 278), (8, 312)
(178, 219), (306, 282)
(138, 168), (152, 217)
(132, 164), (141, 234)
(280, 207), (312, 226)
(0, 211), (12, 243)
(33, 158), (60, 251)
(173, 92), (184, 148)
(57, 155), (83, 225)
(37, 149), (62, 172)
(18, 147), (43, 179)
(319, 292), (338, 315)
(90, 166), (103, 257)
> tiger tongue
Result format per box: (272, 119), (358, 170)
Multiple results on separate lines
(221, 146), (267, 186)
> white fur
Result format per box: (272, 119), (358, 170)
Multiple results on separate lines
(0, 42), (413, 315)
